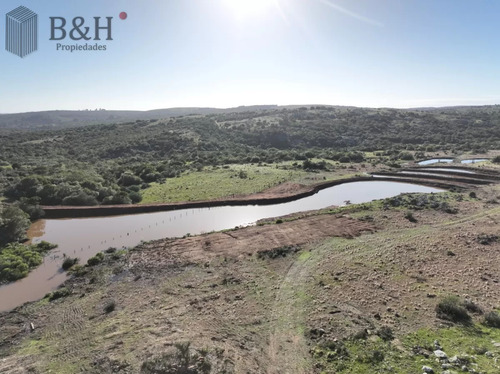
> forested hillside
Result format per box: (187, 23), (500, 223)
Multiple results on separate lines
(0, 105), (279, 130)
(0, 105), (499, 211)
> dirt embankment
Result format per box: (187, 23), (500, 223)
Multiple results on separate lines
(129, 214), (375, 269)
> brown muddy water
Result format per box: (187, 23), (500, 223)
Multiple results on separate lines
(0, 181), (443, 312)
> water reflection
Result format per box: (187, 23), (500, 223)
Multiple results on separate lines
(0, 181), (443, 312)
(417, 159), (454, 166)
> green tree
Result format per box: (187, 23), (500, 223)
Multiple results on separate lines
(0, 205), (30, 246)
(118, 172), (142, 187)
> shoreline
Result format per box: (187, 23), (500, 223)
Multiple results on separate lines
(40, 176), (464, 219)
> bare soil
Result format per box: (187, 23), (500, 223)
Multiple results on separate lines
(1, 182), (500, 373)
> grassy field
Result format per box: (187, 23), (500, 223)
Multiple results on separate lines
(140, 163), (307, 203)
(140, 161), (369, 204)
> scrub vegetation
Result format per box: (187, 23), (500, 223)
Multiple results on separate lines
(1, 105), (499, 211)
(0, 106), (500, 373)
(0, 241), (57, 282)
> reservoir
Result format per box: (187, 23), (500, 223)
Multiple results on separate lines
(0, 180), (443, 312)
(417, 158), (454, 166)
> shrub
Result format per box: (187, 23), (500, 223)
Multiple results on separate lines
(463, 299), (483, 315)
(104, 300), (116, 314)
(68, 264), (88, 277)
(129, 191), (142, 204)
(0, 204), (30, 246)
(320, 340), (350, 359)
(87, 252), (105, 266)
(140, 342), (211, 374)
(257, 245), (301, 260)
(404, 211), (417, 223)
(118, 172), (142, 187)
(62, 192), (98, 206)
(492, 155), (500, 164)
(62, 257), (79, 271)
(352, 329), (368, 340)
(0, 256), (29, 281)
(436, 296), (471, 324)
(0, 242), (55, 282)
(476, 234), (498, 245)
(398, 152), (414, 161)
(484, 311), (500, 328)
(35, 241), (57, 252)
(49, 287), (71, 301)
(357, 350), (384, 364)
(377, 326), (394, 341)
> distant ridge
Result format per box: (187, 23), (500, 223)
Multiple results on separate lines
(0, 105), (280, 130)
(1, 104), (498, 131)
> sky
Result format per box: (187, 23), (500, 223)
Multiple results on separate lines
(0, 0), (499, 113)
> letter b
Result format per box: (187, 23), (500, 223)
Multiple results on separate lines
(50, 17), (67, 40)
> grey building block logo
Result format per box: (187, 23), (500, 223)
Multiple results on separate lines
(5, 6), (38, 58)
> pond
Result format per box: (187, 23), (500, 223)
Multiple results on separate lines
(0, 180), (444, 312)
(461, 159), (489, 164)
(400, 171), (454, 177)
(421, 168), (476, 174)
(417, 158), (454, 166)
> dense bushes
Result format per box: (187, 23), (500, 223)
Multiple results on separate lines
(435, 296), (471, 324)
(0, 204), (30, 246)
(62, 256), (79, 271)
(2, 105), (500, 209)
(48, 287), (71, 301)
(0, 241), (57, 282)
(140, 342), (212, 374)
(484, 311), (500, 328)
(87, 252), (105, 266)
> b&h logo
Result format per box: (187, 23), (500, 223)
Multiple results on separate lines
(4, 5), (123, 57)
(5, 5), (38, 58)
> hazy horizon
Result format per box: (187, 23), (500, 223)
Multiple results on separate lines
(2, 102), (500, 116)
(3, 102), (500, 116)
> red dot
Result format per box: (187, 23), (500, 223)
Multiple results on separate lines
(119, 12), (127, 20)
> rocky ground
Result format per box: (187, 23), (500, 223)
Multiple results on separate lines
(1, 179), (500, 373)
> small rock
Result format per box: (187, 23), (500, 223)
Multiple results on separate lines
(494, 342), (500, 347)
(485, 351), (494, 357)
(422, 365), (434, 373)
(442, 363), (452, 369)
(434, 350), (448, 359)
(461, 365), (468, 372)
(449, 355), (459, 364)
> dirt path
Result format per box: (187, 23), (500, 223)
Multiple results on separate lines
(267, 253), (313, 374)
